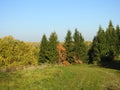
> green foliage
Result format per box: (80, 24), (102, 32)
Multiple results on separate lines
(115, 25), (120, 54)
(73, 28), (88, 63)
(64, 29), (88, 63)
(47, 32), (59, 63)
(64, 30), (74, 63)
(89, 27), (106, 64)
(89, 20), (120, 65)
(1, 20), (120, 69)
(106, 21), (117, 60)
(39, 34), (48, 63)
(0, 36), (38, 70)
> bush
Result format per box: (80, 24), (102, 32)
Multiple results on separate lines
(0, 36), (38, 71)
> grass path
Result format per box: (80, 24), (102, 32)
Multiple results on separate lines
(0, 64), (120, 90)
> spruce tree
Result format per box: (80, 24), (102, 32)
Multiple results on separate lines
(89, 20), (119, 64)
(73, 29), (88, 63)
(47, 32), (59, 63)
(116, 25), (120, 54)
(64, 30), (74, 63)
(105, 20), (116, 61)
(97, 26), (107, 63)
(89, 26), (106, 64)
(39, 34), (48, 63)
(90, 36), (100, 64)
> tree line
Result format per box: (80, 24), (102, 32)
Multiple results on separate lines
(39, 29), (88, 64)
(0, 20), (120, 71)
(89, 21), (120, 68)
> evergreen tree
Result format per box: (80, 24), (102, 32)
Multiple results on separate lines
(47, 32), (59, 63)
(116, 25), (120, 54)
(73, 29), (88, 63)
(97, 26), (107, 63)
(89, 26), (106, 64)
(105, 20), (116, 61)
(90, 36), (100, 64)
(39, 34), (48, 63)
(64, 30), (74, 63)
(89, 20), (119, 64)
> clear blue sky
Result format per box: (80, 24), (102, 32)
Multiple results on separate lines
(0, 0), (120, 42)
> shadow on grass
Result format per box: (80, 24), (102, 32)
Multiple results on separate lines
(100, 60), (120, 70)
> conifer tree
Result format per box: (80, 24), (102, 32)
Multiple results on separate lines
(89, 20), (119, 64)
(89, 26), (106, 64)
(64, 30), (74, 63)
(39, 34), (48, 63)
(73, 29), (88, 63)
(90, 36), (100, 64)
(105, 20), (116, 61)
(47, 32), (59, 63)
(115, 25), (120, 54)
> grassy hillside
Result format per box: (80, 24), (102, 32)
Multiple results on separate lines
(0, 64), (120, 90)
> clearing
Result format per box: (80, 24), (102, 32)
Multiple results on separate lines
(0, 64), (120, 90)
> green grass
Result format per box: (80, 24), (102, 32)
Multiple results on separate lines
(0, 64), (120, 90)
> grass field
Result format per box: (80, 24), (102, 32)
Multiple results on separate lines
(0, 64), (120, 90)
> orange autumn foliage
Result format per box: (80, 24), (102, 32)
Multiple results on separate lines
(57, 43), (67, 64)
(57, 43), (82, 65)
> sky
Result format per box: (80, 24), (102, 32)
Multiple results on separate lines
(0, 0), (120, 42)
